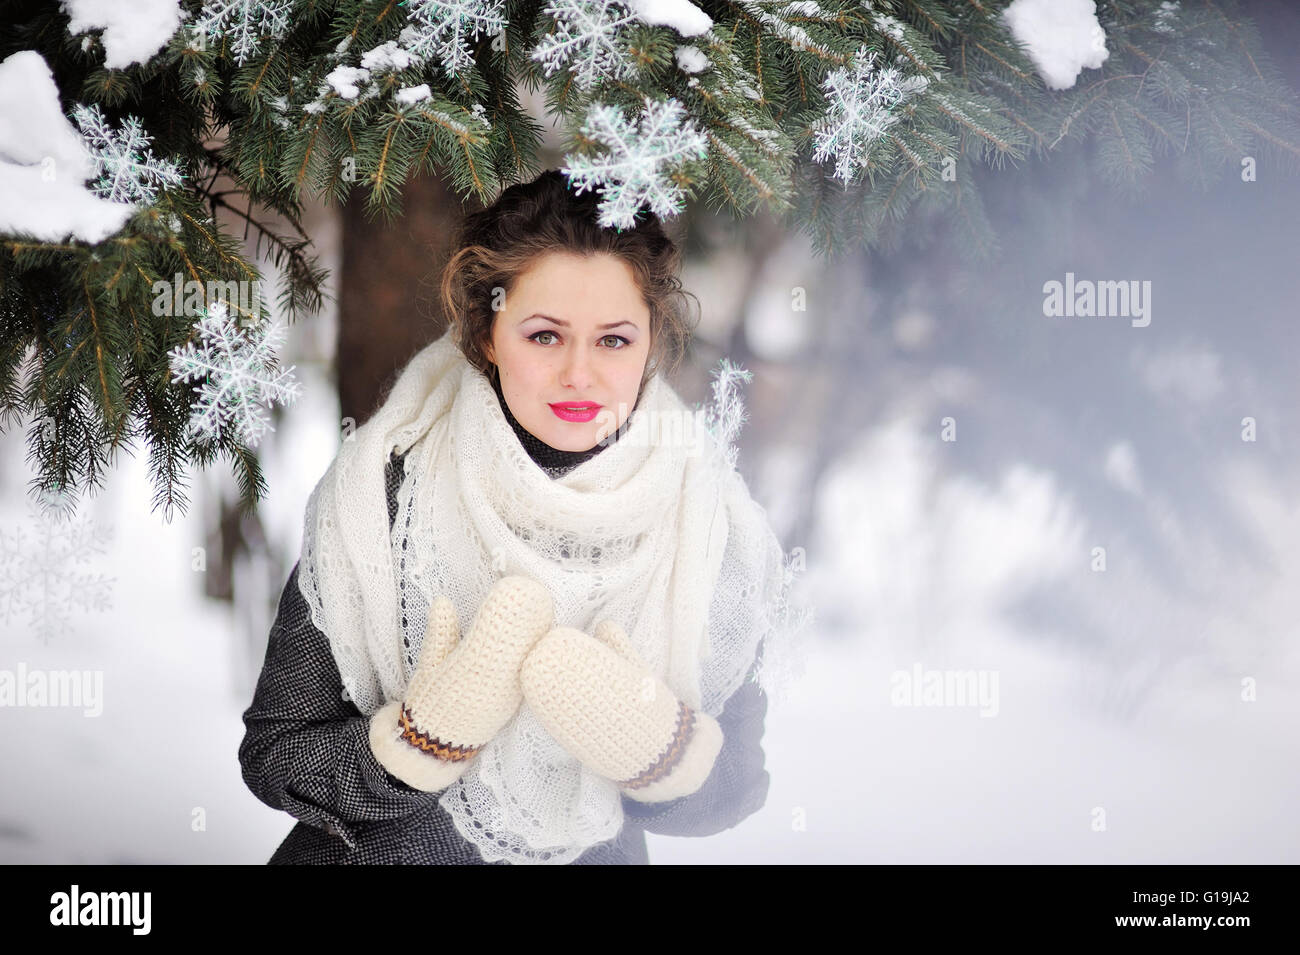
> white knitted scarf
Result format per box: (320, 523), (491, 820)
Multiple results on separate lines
(296, 326), (800, 864)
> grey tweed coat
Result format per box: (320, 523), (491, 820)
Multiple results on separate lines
(239, 435), (772, 864)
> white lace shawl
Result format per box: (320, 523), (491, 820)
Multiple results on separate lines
(296, 326), (800, 863)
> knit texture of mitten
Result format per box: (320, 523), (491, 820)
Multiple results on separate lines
(368, 576), (554, 792)
(520, 620), (725, 803)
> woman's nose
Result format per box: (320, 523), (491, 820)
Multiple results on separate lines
(559, 347), (593, 389)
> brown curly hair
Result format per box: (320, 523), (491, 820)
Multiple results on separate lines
(439, 169), (697, 397)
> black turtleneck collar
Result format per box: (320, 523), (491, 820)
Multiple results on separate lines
(489, 370), (636, 478)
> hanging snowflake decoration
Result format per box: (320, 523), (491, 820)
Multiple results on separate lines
(562, 97), (708, 230)
(402, 0), (508, 77)
(70, 103), (185, 205)
(531, 0), (641, 90)
(192, 0), (294, 66)
(0, 485), (115, 644)
(167, 301), (303, 449)
(811, 46), (928, 185)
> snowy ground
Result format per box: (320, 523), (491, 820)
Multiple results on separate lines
(652, 564), (1300, 864)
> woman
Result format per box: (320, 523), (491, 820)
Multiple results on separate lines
(239, 169), (801, 864)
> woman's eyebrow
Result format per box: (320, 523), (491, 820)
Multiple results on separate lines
(524, 313), (639, 331)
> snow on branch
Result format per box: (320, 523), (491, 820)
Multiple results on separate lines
(1001, 0), (1110, 91)
(59, 0), (186, 69)
(0, 52), (139, 243)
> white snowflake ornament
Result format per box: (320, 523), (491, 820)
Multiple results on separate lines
(531, 0), (641, 89)
(0, 485), (115, 644)
(71, 103), (185, 206)
(193, 0), (294, 66)
(403, 0), (508, 77)
(811, 46), (925, 185)
(562, 97), (708, 230)
(167, 301), (303, 449)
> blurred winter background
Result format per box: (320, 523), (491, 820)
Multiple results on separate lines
(3, 6), (1299, 865)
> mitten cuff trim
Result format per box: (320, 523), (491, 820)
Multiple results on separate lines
(367, 700), (476, 793)
(622, 699), (695, 789)
(621, 704), (724, 803)
(398, 703), (481, 760)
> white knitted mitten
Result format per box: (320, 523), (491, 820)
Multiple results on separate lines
(368, 576), (554, 792)
(520, 620), (725, 803)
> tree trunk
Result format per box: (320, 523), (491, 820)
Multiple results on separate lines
(337, 170), (471, 427)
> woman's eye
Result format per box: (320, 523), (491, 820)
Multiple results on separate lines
(529, 331), (629, 349)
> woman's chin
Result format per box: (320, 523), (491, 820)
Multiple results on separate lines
(544, 429), (594, 452)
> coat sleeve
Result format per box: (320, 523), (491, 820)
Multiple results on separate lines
(618, 655), (771, 838)
(237, 561), (446, 850)
(238, 451), (439, 851)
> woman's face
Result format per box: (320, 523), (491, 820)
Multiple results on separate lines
(484, 251), (652, 452)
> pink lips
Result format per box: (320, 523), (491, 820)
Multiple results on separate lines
(549, 402), (602, 423)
